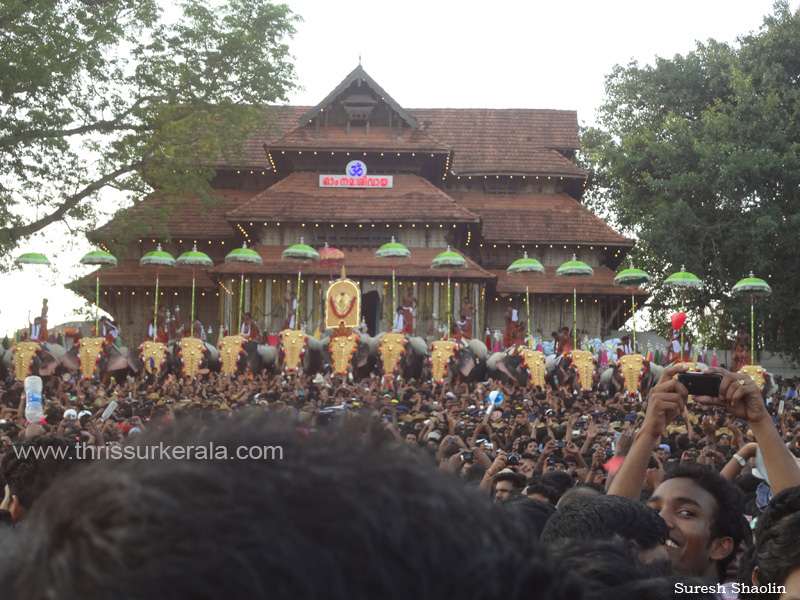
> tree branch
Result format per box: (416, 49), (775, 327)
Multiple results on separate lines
(3, 163), (143, 242)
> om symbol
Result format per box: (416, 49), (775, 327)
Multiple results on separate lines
(346, 160), (367, 177)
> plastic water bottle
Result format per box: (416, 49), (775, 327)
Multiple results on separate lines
(24, 375), (43, 424)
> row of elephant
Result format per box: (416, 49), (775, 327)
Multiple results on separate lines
(0, 336), (777, 400)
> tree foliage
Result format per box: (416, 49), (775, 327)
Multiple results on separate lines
(0, 0), (298, 261)
(581, 1), (800, 363)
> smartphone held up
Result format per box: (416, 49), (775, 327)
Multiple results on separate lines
(676, 372), (723, 397)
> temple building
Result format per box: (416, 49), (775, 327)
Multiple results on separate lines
(72, 65), (642, 345)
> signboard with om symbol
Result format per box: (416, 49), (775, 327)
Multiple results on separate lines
(346, 160), (367, 177)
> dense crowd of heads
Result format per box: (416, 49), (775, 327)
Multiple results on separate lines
(0, 368), (799, 599)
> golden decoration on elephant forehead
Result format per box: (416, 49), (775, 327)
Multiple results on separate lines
(141, 341), (167, 375)
(330, 333), (358, 375)
(12, 342), (40, 381)
(740, 365), (765, 390)
(219, 335), (245, 376)
(619, 353), (645, 396)
(430, 340), (457, 384)
(180, 338), (205, 378)
(380, 333), (406, 377)
(280, 329), (307, 373)
(520, 349), (546, 388)
(569, 350), (596, 392)
(79, 337), (105, 380)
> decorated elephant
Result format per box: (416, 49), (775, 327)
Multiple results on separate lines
(4, 342), (66, 380)
(546, 350), (598, 393)
(734, 365), (778, 399)
(349, 333), (380, 380)
(485, 351), (527, 386)
(377, 333), (429, 382)
(427, 339), (488, 386)
(598, 356), (664, 399)
(60, 339), (140, 382)
(168, 339), (222, 378)
(217, 336), (281, 377)
(275, 331), (327, 377)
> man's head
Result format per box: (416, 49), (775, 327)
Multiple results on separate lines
(646, 464), (743, 580)
(0, 435), (80, 522)
(541, 494), (669, 566)
(656, 444), (671, 461)
(493, 471), (526, 503)
(0, 417), (584, 600)
(518, 453), (537, 478)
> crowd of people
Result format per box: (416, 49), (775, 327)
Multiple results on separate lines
(1, 330), (800, 597)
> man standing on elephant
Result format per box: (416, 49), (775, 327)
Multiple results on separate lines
(460, 298), (474, 339)
(503, 306), (517, 349)
(557, 326), (573, 355)
(99, 316), (119, 345)
(401, 288), (416, 336)
(147, 307), (169, 344)
(40, 299), (48, 341)
(732, 327), (750, 372)
(240, 313), (260, 341)
(29, 317), (44, 343)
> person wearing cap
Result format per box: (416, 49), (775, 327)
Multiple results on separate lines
(656, 444), (671, 462)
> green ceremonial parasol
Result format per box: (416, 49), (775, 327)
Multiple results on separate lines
(80, 248), (118, 335)
(224, 242), (263, 335)
(731, 272), (772, 365)
(140, 244), (176, 341)
(430, 246), (467, 340)
(613, 260), (651, 352)
(282, 238), (319, 331)
(15, 252), (51, 266)
(15, 252), (51, 340)
(177, 245), (213, 337)
(507, 252), (544, 347)
(376, 236), (411, 331)
(664, 265), (702, 361)
(556, 254), (594, 348)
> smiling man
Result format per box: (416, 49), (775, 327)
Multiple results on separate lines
(608, 364), (746, 582)
(645, 464), (743, 580)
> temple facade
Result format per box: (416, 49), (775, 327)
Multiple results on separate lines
(74, 65), (642, 346)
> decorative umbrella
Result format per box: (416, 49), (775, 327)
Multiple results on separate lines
(376, 236), (410, 330)
(664, 265), (702, 361)
(282, 238), (319, 331)
(731, 272), (772, 365)
(176, 245), (213, 337)
(507, 252), (544, 347)
(613, 260), (651, 352)
(15, 252), (52, 341)
(140, 244), (176, 341)
(79, 248), (118, 335)
(430, 246), (467, 339)
(556, 255), (594, 348)
(224, 242), (263, 334)
(15, 252), (51, 266)
(319, 242), (345, 282)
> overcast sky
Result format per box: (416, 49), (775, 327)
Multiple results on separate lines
(2, 0), (795, 337)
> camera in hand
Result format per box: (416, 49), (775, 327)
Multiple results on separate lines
(555, 441), (567, 449)
(506, 453), (520, 466)
(676, 372), (723, 397)
(461, 451), (474, 462)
